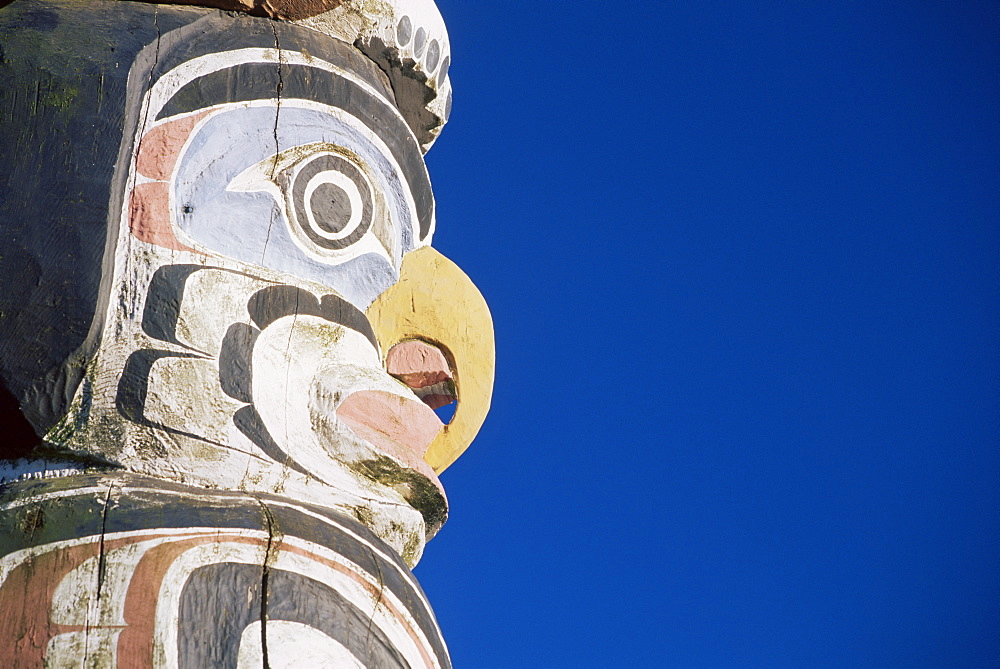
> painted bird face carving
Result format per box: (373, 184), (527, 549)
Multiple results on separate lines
(28, 9), (494, 564)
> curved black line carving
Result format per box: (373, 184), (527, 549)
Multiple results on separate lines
(116, 349), (226, 451)
(0, 473), (449, 661)
(141, 264), (203, 349)
(233, 405), (315, 482)
(178, 564), (410, 669)
(246, 285), (379, 351)
(219, 323), (259, 403)
(157, 61), (433, 241)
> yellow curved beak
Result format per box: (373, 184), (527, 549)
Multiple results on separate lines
(366, 246), (495, 473)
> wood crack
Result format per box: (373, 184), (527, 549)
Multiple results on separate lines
(255, 498), (281, 669)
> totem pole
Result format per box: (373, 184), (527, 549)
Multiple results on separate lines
(0, 0), (493, 665)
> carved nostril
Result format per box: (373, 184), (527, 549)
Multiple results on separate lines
(386, 340), (456, 416)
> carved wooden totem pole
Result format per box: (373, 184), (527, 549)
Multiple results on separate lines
(0, 0), (494, 665)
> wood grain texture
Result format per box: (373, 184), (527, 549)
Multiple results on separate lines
(129, 0), (344, 21)
(0, 2), (490, 663)
(0, 473), (452, 668)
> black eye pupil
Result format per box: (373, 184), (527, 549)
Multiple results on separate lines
(309, 182), (352, 234)
(181, 204), (194, 214)
(291, 154), (373, 250)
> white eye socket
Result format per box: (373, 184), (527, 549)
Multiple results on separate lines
(290, 153), (374, 250)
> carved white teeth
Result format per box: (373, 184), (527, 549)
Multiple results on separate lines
(296, 0), (452, 151)
(392, 14), (446, 80)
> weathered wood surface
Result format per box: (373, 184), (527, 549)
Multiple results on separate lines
(0, 0), (493, 665)
(0, 473), (451, 667)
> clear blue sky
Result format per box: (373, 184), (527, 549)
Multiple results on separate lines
(416, 2), (999, 667)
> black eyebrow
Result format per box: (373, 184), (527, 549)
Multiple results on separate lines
(157, 61), (433, 241)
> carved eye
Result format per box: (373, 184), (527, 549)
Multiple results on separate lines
(228, 143), (397, 265)
(287, 153), (374, 251)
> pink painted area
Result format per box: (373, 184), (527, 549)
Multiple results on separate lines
(337, 390), (445, 493)
(135, 110), (212, 181)
(337, 390), (443, 457)
(386, 340), (453, 389)
(119, 533), (262, 667)
(128, 182), (193, 251)
(0, 532), (195, 667)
